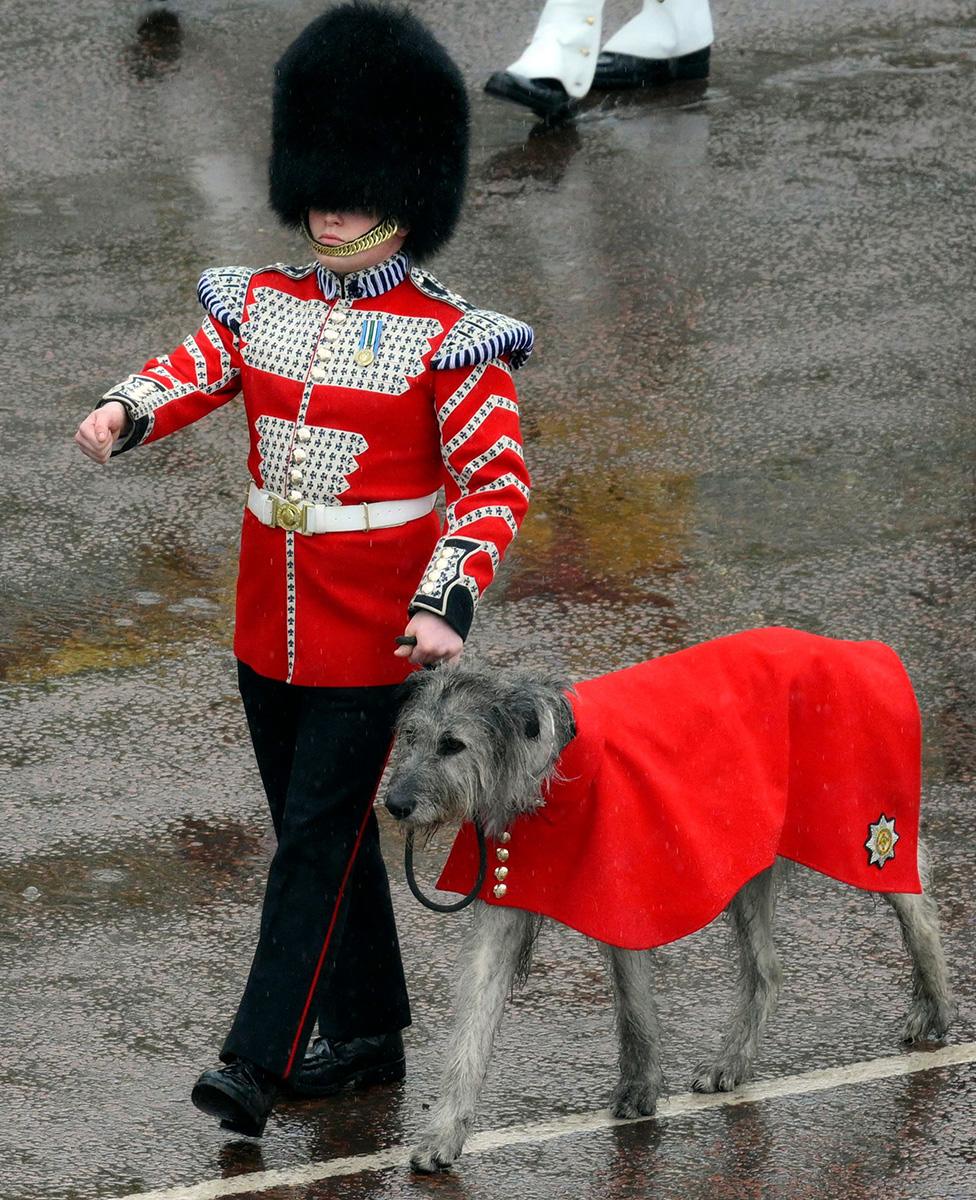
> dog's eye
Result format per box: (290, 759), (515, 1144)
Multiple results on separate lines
(437, 734), (466, 757)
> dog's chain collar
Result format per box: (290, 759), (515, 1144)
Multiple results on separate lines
(404, 820), (488, 914)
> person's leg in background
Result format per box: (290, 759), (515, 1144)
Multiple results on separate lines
(485, 0), (713, 121)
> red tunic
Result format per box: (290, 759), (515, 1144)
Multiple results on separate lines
(102, 254), (532, 685)
(438, 628), (922, 949)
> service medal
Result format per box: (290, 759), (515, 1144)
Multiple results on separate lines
(356, 317), (383, 367)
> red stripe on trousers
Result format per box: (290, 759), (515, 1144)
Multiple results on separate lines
(282, 745), (394, 1079)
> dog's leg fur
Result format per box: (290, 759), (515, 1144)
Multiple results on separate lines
(693, 862), (782, 1093)
(883, 841), (954, 1041)
(602, 945), (665, 1117)
(411, 903), (538, 1173)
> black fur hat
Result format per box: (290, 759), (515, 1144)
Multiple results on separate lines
(269, 2), (470, 261)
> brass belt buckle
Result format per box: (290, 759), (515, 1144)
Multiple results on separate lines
(271, 495), (308, 534)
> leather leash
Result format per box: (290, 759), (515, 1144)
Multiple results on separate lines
(395, 634), (489, 912)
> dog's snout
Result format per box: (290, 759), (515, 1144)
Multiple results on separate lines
(385, 787), (417, 821)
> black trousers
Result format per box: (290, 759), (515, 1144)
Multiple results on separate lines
(221, 661), (411, 1080)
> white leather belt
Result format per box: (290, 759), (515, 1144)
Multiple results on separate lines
(246, 481), (438, 534)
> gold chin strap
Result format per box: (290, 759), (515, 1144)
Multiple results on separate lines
(302, 215), (400, 259)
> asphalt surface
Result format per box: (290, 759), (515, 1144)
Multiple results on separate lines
(1, 0), (975, 1197)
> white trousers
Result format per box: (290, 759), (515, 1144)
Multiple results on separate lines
(505, 0), (713, 97)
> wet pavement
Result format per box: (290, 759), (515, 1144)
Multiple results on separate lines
(2, 0), (975, 1196)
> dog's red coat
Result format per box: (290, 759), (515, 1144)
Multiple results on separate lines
(438, 628), (922, 949)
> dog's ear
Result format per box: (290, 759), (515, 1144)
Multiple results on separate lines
(508, 691), (541, 740)
(395, 668), (434, 706)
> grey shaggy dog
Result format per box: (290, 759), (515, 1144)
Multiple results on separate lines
(385, 664), (954, 1174)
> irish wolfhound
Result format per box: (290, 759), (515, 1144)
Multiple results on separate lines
(384, 631), (953, 1173)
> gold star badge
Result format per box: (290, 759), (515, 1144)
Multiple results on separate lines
(865, 814), (899, 868)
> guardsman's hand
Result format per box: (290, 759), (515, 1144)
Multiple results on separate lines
(394, 611), (464, 667)
(75, 401), (129, 464)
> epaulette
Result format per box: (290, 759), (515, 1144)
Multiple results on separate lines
(196, 263), (317, 335)
(196, 266), (254, 336)
(411, 268), (535, 371)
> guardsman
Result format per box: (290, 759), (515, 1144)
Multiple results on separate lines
(75, 1), (532, 1137)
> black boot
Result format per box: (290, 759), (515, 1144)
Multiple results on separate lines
(484, 72), (579, 123)
(284, 1032), (405, 1099)
(191, 1059), (278, 1137)
(593, 44), (710, 89)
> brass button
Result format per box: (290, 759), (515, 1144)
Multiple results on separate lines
(493, 883), (507, 899)
(290, 469), (304, 484)
(495, 866), (508, 881)
(580, 47), (590, 56)
(331, 309), (347, 323)
(496, 847), (509, 863)
(322, 328), (340, 342)
(311, 366), (327, 382)
(296, 427), (312, 443)
(288, 490), (303, 502)
(585, 15), (595, 23)
(292, 448), (307, 464)
(500, 832), (512, 844)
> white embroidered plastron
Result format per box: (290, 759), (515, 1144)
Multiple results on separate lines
(241, 289), (331, 381)
(241, 290), (441, 395)
(323, 312), (442, 396)
(255, 415), (368, 504)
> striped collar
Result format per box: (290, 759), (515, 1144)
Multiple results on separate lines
(315, 252), (411, 301)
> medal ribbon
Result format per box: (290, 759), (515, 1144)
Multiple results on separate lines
(357, 317), (384, 364)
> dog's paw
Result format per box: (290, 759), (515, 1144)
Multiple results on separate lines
(409, 1127), (465, 1174)
(409, 1144), (454, 1174)
(902, 998), (955, 1044)
(691, 1060), (748, 1094)
(609, 1078), (660, 1119)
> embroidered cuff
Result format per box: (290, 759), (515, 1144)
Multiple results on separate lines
(97, 390), (151, 455)
(409, 537), (484, 641)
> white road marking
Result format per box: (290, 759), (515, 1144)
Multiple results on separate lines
(110, 1042), (976, 1200)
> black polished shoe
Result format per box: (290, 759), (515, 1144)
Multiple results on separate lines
(593, 44), (710, 89)
(484, 72), (578, 124)
(191, 1059), (277, 1138)
(285, 1031), (406, 1099)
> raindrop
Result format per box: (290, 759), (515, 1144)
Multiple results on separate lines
(91, 869), (127, 885)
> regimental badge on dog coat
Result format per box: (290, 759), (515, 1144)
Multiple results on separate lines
(438, 628), (923, 949)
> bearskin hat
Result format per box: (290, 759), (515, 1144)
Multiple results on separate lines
(269, 2), (470, 261)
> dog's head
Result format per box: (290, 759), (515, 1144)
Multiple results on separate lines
(384, 664), (573, 836)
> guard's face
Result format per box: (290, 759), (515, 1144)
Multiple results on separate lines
(307, 208), (408, 273)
